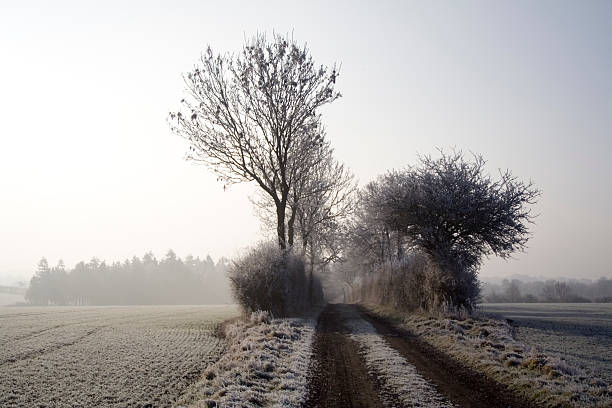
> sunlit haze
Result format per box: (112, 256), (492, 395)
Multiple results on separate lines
(1, 0), (611, 285)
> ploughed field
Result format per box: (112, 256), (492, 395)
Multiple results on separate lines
(479, 303), (612, 384)
(0, 305), (238, 408)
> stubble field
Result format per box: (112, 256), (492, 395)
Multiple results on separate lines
(0, 305), (238, 408)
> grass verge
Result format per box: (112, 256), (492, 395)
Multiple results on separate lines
(362, 303), (611, 408)
(175, 311), (317, 408)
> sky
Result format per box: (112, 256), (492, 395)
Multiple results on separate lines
(0, 0), (611, 285)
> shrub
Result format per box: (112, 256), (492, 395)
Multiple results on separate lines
(228, 242), (322, 316)
(352, 252), (468, 313)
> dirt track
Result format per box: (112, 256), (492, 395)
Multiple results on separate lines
(305, 304), (536, 408)
(303, 305), (387, 408)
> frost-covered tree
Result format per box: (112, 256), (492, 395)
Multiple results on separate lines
(348, 180), (401, 266)
(349, 150), (540, 311)
(294, 149), (355, 262)
(170, 33), (340, 249)
(293, 141), (355, 303)
(380, 151), (539, 267)
(251, 135), (356, 303)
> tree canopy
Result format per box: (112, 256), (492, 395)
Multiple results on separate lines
(379, 151), (540, 268)
(170, 33), (341, 249)
(347, 150), (540, 310)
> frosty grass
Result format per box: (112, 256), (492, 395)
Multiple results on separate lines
(175, 310), (316, 408)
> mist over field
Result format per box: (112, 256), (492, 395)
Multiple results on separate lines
(1, 1), (612, 287)
(481, 276), (612, 303)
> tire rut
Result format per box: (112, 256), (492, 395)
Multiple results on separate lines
(305, 304), (538, 408)
(358, 305), (538, 408)
(304, 304), (387, 408)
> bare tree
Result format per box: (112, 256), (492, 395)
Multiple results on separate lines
(347, 150), (540, 310)
(541, 280), (573, 302)
(249, 130), (356, 257)
(252, 135), (356, 303)
(347, 181), (403, 266)
(169, 33), (340, 249)
(294, 142), (356, 260)
(294, 141), (356, 302)
(380, 150), (540, 268)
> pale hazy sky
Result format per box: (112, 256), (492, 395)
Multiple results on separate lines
(1, 0), (611, 285)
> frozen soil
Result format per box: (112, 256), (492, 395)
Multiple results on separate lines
(0, 305), (238, 408)
(344, 306), (455, 407)
(367, 303), (612, 407)
(304, 305), (386, 408)
(305, 304), (534, 408)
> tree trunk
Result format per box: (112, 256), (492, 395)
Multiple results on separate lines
(309, 267), (314, 305)
(396, 232), (403, 260)
(308, 241), (315, 305)
(287, 205), (297, 248)
(276, 204), (287, 250)
(298, 217), (308, 257)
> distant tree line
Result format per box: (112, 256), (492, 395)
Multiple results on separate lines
(482, 278), (612, 303)
(25, 251), (232, 306)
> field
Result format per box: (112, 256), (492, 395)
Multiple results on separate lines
(479, 303), (612, 384)
(0, 292), (24, 306)
(0, 305), (238, 408)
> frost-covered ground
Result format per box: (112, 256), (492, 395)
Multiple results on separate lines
(342, 307), (454, 408)
(0, 305), (238, 408)
(368, 303), (612, 407)
(175, 311), (316, 408)
(480, 303), (612, 384)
